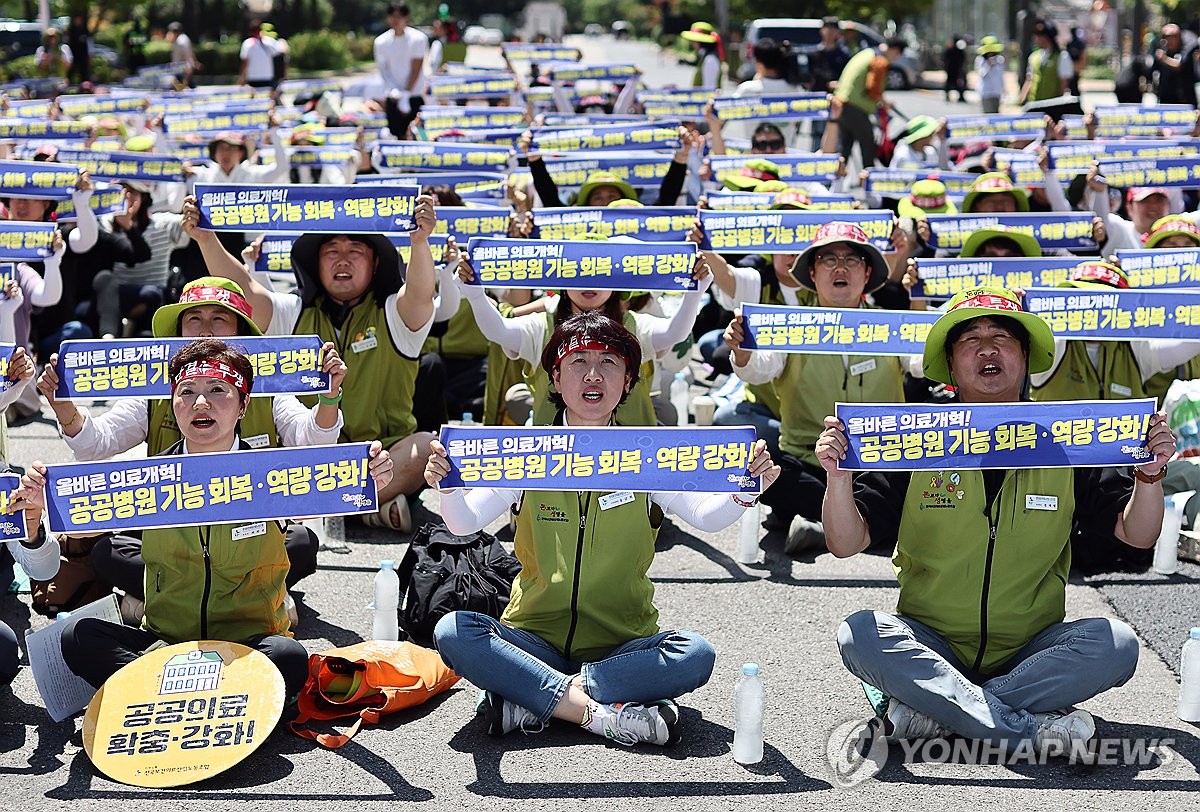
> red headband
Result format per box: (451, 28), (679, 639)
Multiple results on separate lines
(911, 194), (947, 209)
(739, 167), (779, 182)
(179, 285), (253, 322)
(1070, 263), (1129, 288)
(172, 358), (250, 395)
(952, 293), (1023, 313)
(555, 335), (631, 368)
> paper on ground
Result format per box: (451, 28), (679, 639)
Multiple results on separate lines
(25, 593), (120, 722)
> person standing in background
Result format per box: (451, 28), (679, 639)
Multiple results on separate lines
(123, 20), (147, 74)
(809, 18), (850, 151)
(1020, 19), (1073, 104)
(34, 28), (72, 79)
(238, 20), (280, 89)
(943, 36), (967, 102)
(975, 35), (1006, 113)
(1067, 27), (1087, 97)
(681, 22), (723, 90)
(65, 14), (90, 85)
(1152, 23), (1197, 106)
(167, 22), (200, 87)
(375, 3), (429, 139)
(832, 38), (904, 168)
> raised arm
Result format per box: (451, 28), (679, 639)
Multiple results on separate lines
(395, 194), (437, 331)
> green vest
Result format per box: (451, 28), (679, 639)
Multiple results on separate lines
(505, 489), (660, 661)
(442, 41), (468, 64)
(778, 352), (905, 465)
(743, 284), (818, 418)
(528, 311), (656, 427)
(143, 514), (290, 644)
(895, 468), (1074, 675)
(147, 397), (278, 455)
(1031, 341), (1144, 402)
(422, 300), (491, 359)
(1027, 49), (1061, 102)
(1144, 357), (1200, 407)
(295, 297), (418, 447)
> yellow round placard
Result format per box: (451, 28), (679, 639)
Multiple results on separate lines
(82, 640), (286, 787)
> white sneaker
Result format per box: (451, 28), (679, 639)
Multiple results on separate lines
(785, 516), (826, 555)
(884, 700), (948, 740)
(478, 690), (544, 736)
(1033, 707), (1095, 757)
(602, 700), (680, 746)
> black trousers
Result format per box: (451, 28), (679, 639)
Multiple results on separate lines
(836, 103), (877, 167)
(384, 94), (424, 139)
(60, 617), (308, 698)
(91, 523), (319, 599)
(758, 451), (828, 525)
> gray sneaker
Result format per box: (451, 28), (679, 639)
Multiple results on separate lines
(1033, 707), (1095, 757)
(477, 690), (544, 736)
(602, 700), (681, 746)
(884, 700), (948, 740)
(785, 516), (826, 555)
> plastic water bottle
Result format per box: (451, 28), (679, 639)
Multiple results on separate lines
(1178, 628), (1200, 722)
(670, 372), (689, 426)
(1153, 495), (1183, 576)
(735, 502), (761, 564)
(733, 662), (765, 764)
(461, 412), (476, 426)
(372, 560), (400, 641)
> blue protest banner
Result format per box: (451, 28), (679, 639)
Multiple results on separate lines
(712, 93), (830, 122)
(0, 474), (27, 541)
(1098, 156), (1200, 189)
(379, 172), (508, 199)
(501, 43), (582, 62)
(531, 123), (680, 153)
(43, 443), (379, 534)
(54, 148), (188, 183)
(55, 93), (149, 117)
(1094, 105), (1196, 129)
(943, 114), (1045, 142)
(1046, 139), (1199, 171)
(539, 114), (650, 127)
(372, 141), (512, 172)
(251, 234), (450, 272)
(836, 399), (1157, 471)
(431, 206), (512, 242)
(925, 213), (1095, 251)
(740, 303), (937, 355)
(911, 257), (1085, 300)
(0, 119), (93, 140)
(393, 233), (450, 264)
(194, 183), (418, 233)
(863, 169), (978, 200)
(55, 183), (128, 222)
(0, 343), (18, 388)
(544, 63), (640, 82)
(1114, 248), (1200, 289)
(0, 222), (57, 261)
(531, 206), (694, 242)
(438, 425), (760, 493)
(419, 106), (527, 131)
(162, 110), (271, 134)
(640, 100), (707, 118)
(286, 147), (361, 168)
(1023, 288), (1200, 340)
(55, 336), (330, 400)
(428, 73), (519, 98)
(279, 127), (360, 146)
(0, 160), (80, 198)
(697, 209), (894, 253)
(464, 237), (697, 291)
(541, 152), (673, 190)
(709, 154), (841, 184)
(705, 190), (855, 210)
(427, 127), (524, 147)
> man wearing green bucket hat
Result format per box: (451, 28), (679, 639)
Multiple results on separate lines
(818, 284), (1177, 750)
(890, 116), (949, 171)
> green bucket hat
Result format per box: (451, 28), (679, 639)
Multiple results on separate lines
(152, 276), (263, 338)
(1056, 260), (1130, 289)
(962, 172), (1029, 213)
(1143, 215), (1200, 249)
(897, 178), (958, 218)
(960, 225), (1042, 258)
(978, 36), (1003, 56)
(922, 286), (1055, 385)
(578, 171), (637, 205)
(681, 22), (719, 44)
(718, 158), (782, 191)
(902, 115), (939, 145)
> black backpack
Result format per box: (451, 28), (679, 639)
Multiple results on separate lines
(395, 522), (522, 646)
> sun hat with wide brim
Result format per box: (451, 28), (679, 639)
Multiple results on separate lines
(152, 276), (263, 337)
(1056, 260), (1130, 289)
(1143, 214), (1200, 248)
(960, 225), (1043, 258)
(290, 233), (405, 307)
(681, 22), (719, 44)
(922, 286), (1055, 385)
(770, 188), (812, 210)
(962, 172), (1030, 213)
(207, 131), (250, 161)
(577, 171), (637, 205)
(789, 221), (889, 294)
(978, 36), (1003, 56)
(897, 178), (958, 218)
(903, 115), (939, 145)
(718, 158), (782, 191)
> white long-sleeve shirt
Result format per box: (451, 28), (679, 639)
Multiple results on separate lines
(5, 534), (60, 582)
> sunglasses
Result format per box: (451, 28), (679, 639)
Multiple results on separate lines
(752, 138), (785, 151)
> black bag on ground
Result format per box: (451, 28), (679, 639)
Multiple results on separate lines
(396, 522), (522, 645)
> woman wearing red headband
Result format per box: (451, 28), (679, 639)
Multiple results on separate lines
(425, 312), (779, 748)
(10, 338), (393, 702)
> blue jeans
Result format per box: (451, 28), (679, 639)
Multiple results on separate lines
(838, 610), (1139, 744)
(433, 612), (716, 723)
(38, 320), (92, 359)
(714, 399), (781, 459)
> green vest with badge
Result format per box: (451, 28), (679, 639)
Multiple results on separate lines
(1031, 341), (1144, 402)
(295, 298), (418, 447)
(505, 488), (661, 662)
(894, 468), (1075, 674)
(1027, 48), (1061, 102)
(777, 352), (905, 466)
(744, 284), (818, 418)
(1144, 357), (1200, 407)
(147, 397), (278, 455)
(142, 516), (290, 645)
(528, 311), (657, 426)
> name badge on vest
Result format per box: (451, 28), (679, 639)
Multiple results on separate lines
(244, 433), (271, 449)
(1110, 383), (1132, 397)
(598, 491), (635, 510)
(232, 521), (267, 541)
(1026, 495), (1059, 511)
(351, 335), (378, 353)
(849, 359), (877, 376)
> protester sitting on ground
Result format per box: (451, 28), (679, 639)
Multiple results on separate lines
(1088, 179), (1182, 255)
(1139, 216), (1200, 403)
(818, 285), (1177, 753)
(37, 277), (347, 604)
(889, 116), (949, 170)
(186, 130), (290, 187)
(12, 339), (393, 701)
(184, 194), (439, 533)
(0, 480), (58, 685)
(452, 237), (712, 427)
(428, 311), (780, 745)
(724, 222), (913, 554)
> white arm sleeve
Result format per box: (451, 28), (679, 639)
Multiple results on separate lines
(67, 189), (98, 253)
(63, 399), (150, 461)
(438, 487), (520, 535)
(653, 490), (748, 533)
(713, 265), (763, 311)
(459, 281), (528, 358)
(28, 251), (63, 307)
(1041, 171), (1071, 213)
(1135, 340), (1200, 378)
(432, 262), (462, 323)
(644, 282), (710, 355)
(7, 535), (60, 581)
(731, 348), (785, 384)
(271, 394), (343, 446)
